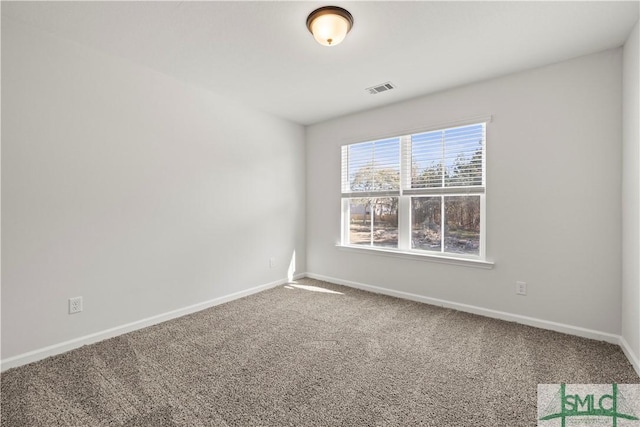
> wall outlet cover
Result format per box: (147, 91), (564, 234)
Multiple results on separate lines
(69, 297), (83, 314)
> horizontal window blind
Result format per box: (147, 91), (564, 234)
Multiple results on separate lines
(341, 137), (400, 197)
(342, 123), (485, 197)
(406, 123), (485, 195)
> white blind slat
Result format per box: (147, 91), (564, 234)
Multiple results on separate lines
(403, 187), (485, 196)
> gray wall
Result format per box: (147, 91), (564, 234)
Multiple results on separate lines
(622, 21), (640, 366)
(1, 19), (306, 360)
(306, 49), (623, 335)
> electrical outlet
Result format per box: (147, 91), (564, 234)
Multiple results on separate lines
(516, 281), (527, 296)
(69, 296), (83, 314)
(269, 257), (276, 268)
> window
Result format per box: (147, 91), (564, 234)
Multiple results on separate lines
(341, 121), (487, 260)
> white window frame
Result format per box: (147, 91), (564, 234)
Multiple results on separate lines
(339, 117), (493, 268)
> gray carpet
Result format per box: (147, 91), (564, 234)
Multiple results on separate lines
(1, 278), (638, 426)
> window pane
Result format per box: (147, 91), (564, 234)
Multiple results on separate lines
(410, 124), (485, 189)
(372, 198), (398, 248)
(411, 197), (441, 251)
(349, 199), (372, 245)
(349, 198), (398, 248)
(444, 196), (480, 255)
(444, 124), (484, 188)
(411, 131), (443, 188)
(348, 138), (400, 193)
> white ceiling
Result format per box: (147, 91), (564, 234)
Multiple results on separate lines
(3, 1), (639, 125)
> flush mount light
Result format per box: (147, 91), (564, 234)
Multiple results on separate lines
(306, 6), (354, 47)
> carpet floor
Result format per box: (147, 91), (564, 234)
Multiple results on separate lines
(1, 278), (638, 426)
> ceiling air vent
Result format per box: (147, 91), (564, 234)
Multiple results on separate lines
(366, 82), (396, 95)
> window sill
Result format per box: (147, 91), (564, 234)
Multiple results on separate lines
(336, 244), (495, 269)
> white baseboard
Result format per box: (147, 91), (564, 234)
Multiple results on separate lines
(619, 336), (640, 377)
(5, 273), (637, 378)
(1, 274), (304, 372)
(305, 273), (622, 345)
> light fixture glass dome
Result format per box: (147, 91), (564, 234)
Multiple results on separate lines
(306, 6), (354, 47)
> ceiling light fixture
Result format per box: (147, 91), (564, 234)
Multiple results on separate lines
(306, 6), (353, 47)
